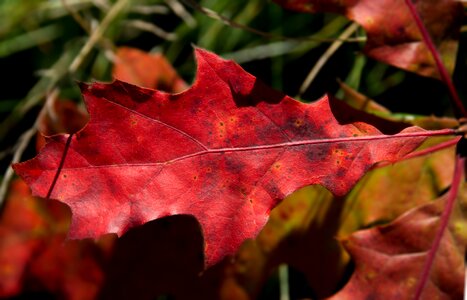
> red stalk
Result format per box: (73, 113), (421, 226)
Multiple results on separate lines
(404, 0), (467, 118)
(46, 134), (74, 199)
(412, 155), (465, 299)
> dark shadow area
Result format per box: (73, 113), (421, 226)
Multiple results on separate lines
(256, 265), (316, 300)
(328, 95), (410, 134)
(267, 195), (350, 299)
(98, 215), (207, 300)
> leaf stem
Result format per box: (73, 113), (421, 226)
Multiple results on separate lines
(412, 154), (465, 299)
(46, 134), (74, 199)
(121, 128), (459, 167)
(203, 128), (458, 154)
(375, 138), (459, 168)
(404, 0), (467, 118)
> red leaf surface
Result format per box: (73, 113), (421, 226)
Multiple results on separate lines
(27, 236), (112, 300)
(218, 138), (457, 298)
(13, 48), (452, 267)
(329, 181), (466, 299)
(0, 179), (69, 297)
(113, 47), (187, 92)
(274, 0), (463, 78)
(0, 179), (112, 299)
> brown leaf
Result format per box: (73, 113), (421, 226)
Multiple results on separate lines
(219, 138), (457, 298)
(329, 183), (466, 299)
(274, 0), (463, 78)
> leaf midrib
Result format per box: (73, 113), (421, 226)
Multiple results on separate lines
(56, 129), (453, 170)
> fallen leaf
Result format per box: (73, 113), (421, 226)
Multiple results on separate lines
(28, 236), (113, 300)
(0, 179), (112, 299)
(220, 139), (456, 298)
(0, 179), (69, 297)
(113, 47), (187, 92)
(346, 137), (456, 228)
(274, 0), (463, 78)
(13, 48), (453, 267)
(328, 181), (466, 299)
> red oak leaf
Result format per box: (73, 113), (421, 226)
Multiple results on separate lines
(328, 176), (466, 299)
(13, 48), (454, 267)
(274, 0), (463, 78)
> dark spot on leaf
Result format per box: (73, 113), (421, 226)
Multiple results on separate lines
(336, 167), (346, 178)
(279, 207), (291, 220)
(396, 26), (405, 35)
(294, 119), (303, 127)
(240, 187), (247, 196)
(224, 156), (245, 174)
(264, 181), (283, 200)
